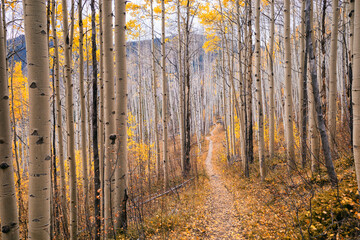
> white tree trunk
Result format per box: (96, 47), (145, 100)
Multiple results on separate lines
(114, 0), (128, 230)
(255, 0), (266, 180)
(23, 0), (51, 238)
(102, 0), (116, 236)
(161, 0), (169, 189)
(0, 5), (19, 238)
(328, 0), (339, 153)
(352, 0), (360, 193)
(284, 0), (296, 171)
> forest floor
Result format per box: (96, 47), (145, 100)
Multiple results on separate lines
(124, 123), (359, 239)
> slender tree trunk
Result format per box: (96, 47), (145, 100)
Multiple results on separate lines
(348, 0), (354, 150)
(61, 0), (78, 237)
(299, 0), (308, 167)
(246, 1), (254, 166)
(284, 0), (296, 171)
(138, 37), (143, 143)
(9, 37), (23, 239)
(221, 49), (230, 162)
(353, 0), (360, 193)
(51, 1), (69, 236)
(177, 0), (186, 176)
(98, 1), (105, 234)
(184, 0), (191, 177)
(310, 1), (321, 173)
(235, 0), (246, 164)
(150, 0), (161, 181)
(0, 4), (19, 238)
(89, 1), (101, 239)
(161, 0), (169, 189)
(78, 0), (90, 232)
(229, 83), (234, 157)
(217, 0), (230, 163)
(86, 35), (92, 180)
(320, 0), (327, 117)
(114, 0), (128, 231)
(51, 54), (61, 239)
(269, 0), (275, 159)
(305, 0), (338, 186)
(255, 0), (266, 180)
(328, 0), (339, 154)
(23, 0), (51, 238)
(103, 0), (116, 237)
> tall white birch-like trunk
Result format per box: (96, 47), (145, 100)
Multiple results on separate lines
(284, 0), (296, 171)
(255, 0), (266, 180)
(352, 0), (360, 193)
(114, 0), (128, 231)
(23, 0), (51, 238)
(161, 0), (169, 189)
(102, 0), (116, 236)
(177, 0), (186, 176)
(328, 0), (339, 153)
(51, 0), (69, 235)
(150, 0), (161, 181)
(77, 0), (89, 227)
(269, 0), (275, 158)
(61, 0), (78, 237)
(0, 4), (19, 239)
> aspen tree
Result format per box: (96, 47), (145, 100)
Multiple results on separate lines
(177, 0), (186, 176)
(78, 0), (89, 228)
(103, 0), (116, 236)
(86, 34), (93, 175)
(8, 7), (22, 231)
(217, 0), (231, 163)
(150, 0), (161, 181)
(348, 0), (354, 148)
(0, 4), (19, 239)
(246, 0), (254, 167)
(255, 0), (265, 180)
(353, 0), (360, 193)
(299, 0), (308, 167)
(98, 1), (105, 232)
(269, 0), (275, 158)
(138, 35), (143, 143)
(114, 0), (128, 230)
(61, 0), (78, 237)
(161, 0), (169, 189)
(310, 0), (321, 173)
(243, 1), (251, 177)
(229, 74), (234, 157)
(320, 0), (327, 117)
(220, 48), (230, 162)
(184, 0), (191, 176)
(62, 0), (78, 236)
(236, 0), (246, 164)
(329, 0), (339, 153)
(284, 0), (296, 171)
(51, 0), (69, 235)
(23, 0), (51, 238)
(89, 0), (101, 237)
(305, 0), (338, 186)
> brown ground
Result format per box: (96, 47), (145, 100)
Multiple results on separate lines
(203, 126), (244, 239)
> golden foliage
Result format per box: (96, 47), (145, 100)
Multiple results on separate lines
(9, 62), (28, 124)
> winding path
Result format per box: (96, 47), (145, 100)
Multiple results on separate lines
(204, 128), (243, 239)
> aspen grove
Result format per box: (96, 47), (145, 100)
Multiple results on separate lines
(1, 0), (360, 239)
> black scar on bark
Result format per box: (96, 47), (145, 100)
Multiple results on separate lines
(110, 135), (117, 145)
(0, 162), (9, 169)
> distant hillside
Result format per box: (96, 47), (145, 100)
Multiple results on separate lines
(7, 33), (206, 71)
(7, 34), (26, 68)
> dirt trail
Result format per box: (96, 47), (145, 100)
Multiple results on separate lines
(204, 127), (243, 239)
